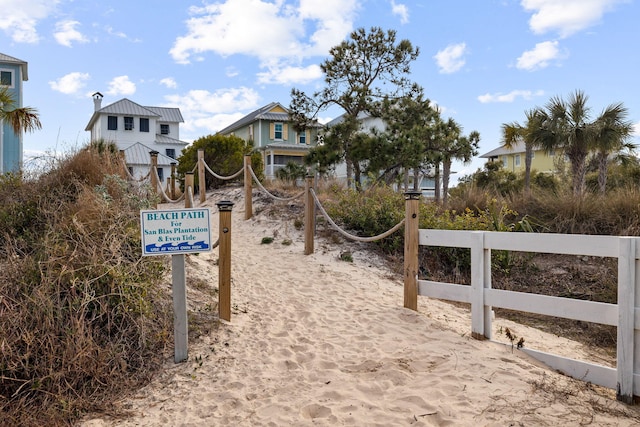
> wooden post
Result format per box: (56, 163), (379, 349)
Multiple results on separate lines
(617, 237), (635, 403)
(244, 155), (253, 220)
(185, 172), (194, 208)
(150, 151), (159, 208)
(217, 200), (234, 322)
(304, 175), (315, 255)
(170, 162), (177, 200)
(198, 149), (206, 203)
(172, 254), (188, 363)
(403, 191), (421, 310)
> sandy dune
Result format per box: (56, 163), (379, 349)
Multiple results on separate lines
(81, 188), (640, 426)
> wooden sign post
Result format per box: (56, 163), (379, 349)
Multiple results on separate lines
(217, 200), (234, 321)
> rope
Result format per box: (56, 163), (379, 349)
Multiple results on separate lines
(249, 166), (305, 202)
(122, 159), (150, 182)
(201, 158), (244, 180)
(153, 166), (185, 203)
(309, 188), (405, 243)
(211, 239), (219, 250)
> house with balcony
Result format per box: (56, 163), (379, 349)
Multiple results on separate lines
(85, 92), (188, 181)
(217, 102), (321, 179)
(480, 140), (556, 174)
(0, 52), (29, 174)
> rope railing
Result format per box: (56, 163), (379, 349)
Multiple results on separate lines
(200, 158), (244, 180)
(309, 188), (405, 243)
(123, 159), (151, 182)
(249, 165), (305, 202)
(153, 166), (185, 204)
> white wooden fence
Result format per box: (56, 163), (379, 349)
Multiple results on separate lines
(417, 229), (638, 403)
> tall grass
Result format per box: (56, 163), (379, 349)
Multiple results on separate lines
(0, 147), (172, 426)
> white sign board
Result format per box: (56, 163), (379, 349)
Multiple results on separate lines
(140, 208), (212, 256)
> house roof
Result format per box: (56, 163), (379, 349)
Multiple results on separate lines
(0, 52), (28, 80)
(85, 98), (184, 131)
(123, 142), (177, 167)
(479, 140), (526, 158)
(155, 134), (189, 146)
(217, 102), (321, 135)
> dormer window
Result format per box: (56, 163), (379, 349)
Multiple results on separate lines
(124, 116), (134, 131)
(160, 124), (170, 135)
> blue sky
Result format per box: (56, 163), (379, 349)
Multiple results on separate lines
(1, 0), (639, 178)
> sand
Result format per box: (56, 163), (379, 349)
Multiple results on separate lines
(81, 187), (640, 426)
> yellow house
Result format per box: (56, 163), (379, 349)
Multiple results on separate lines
(480, 140), (556, 174)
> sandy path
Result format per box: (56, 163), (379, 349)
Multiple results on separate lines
(81, 189), (640, 426)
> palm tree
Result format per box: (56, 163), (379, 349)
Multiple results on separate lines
(501, 109), (546, 195)
(536, 90), (596, 197)
(0, 86), (42, 135)
(438, 118), (479, 205)
(591, 102), (634, 194)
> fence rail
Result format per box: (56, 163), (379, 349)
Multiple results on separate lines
(411, 228), (639, 403)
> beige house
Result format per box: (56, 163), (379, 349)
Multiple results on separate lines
(480, 140), (556, 174)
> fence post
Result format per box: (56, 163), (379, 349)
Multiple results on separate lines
(403, 191), (421, 310)
(617, 237), (635, 403)
(217, 200), (235, 322)
(470, 231), (488, 339)
(304, 175), (315, 255)
(170, 162), (177, 200)
(185, 172), (194, 208)
(198, 149), (206, 203)
(244, 155), (253, 220)
(150, 151), (159, 208)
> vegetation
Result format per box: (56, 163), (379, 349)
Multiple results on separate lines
(290, 26), (420, 189)
(0, 86), (42, 135)
(0, 146), (171, 426)
(176, 133), (263, 190)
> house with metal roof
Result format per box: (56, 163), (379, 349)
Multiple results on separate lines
(85, 93), (188, 181)
(0, 52), (29, 174)
(217, 102), (322, 179)
(480, 140), (557, 174)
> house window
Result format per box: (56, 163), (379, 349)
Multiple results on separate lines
(124, 117), (134, 131)
(248, 124), (254, 141)
(140, 118), (149, 132)
(160, 124), (170, 135)
(166, 148), (176, 159)
(274, 123), (283, 140)
(299, 132), (306, 145)
(107, 116), (118, 130)
(515, 154), (521, 167)
(0, 70), (12, 87)
(157, 167), (164, 181)
(501, 156), (508, 167)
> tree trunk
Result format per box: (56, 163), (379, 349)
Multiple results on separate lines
(404, 169), (409, 191)
(434, 163), (441, 203)
(597, 152), (608, 194)
(413, 168), (420, 191)
(353, 161), (362, 191)
(442, 159), (452, 205)
(570, 155), (587, 197)
(524, 145), (533, 195)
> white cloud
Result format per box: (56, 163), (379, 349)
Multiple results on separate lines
(477, 89), (545, 103)
(257, 64), (323, 85)
(160, 77), (177, 89)
(169, 0), (358, 84)
(164, 87), (260, 135)
(521, 0), (626, 38)
(48, 72), (91, 95)
(516, 40), (561, 70)
(54, 20), (89, 47)
(0, 0), (59, 43)
(391, 0), (409, 24)
(434, 43), (468, 74)
(106, 76), (136, 96)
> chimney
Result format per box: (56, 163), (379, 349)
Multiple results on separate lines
(92, 92), (103, 111)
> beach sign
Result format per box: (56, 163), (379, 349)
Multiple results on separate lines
(140, 208), (212, 256)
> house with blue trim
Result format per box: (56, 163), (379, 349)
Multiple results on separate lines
(0, 52), (29, 174)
